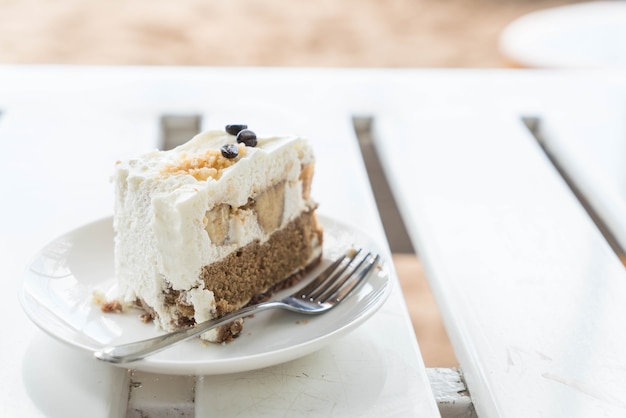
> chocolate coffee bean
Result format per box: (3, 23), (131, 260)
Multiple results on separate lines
(236, 129), (257, 147)
(225, 124), (248, 136)
(220, 143), (239, 159)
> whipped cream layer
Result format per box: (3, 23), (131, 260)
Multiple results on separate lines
(113, 130), (317, 331)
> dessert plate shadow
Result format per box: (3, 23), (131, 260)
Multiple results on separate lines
(19, 215), (392, 375)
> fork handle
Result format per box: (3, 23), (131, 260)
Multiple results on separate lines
(94, 301), (282, 364)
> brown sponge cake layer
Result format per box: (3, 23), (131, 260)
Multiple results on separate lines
(146, 210), (323, 342)
(203, 209), (323, 315)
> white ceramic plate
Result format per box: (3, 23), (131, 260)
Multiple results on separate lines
(499, 1), (626, 68)
(19, 215), (391, 375)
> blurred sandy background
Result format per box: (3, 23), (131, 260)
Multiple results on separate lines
(0, 0), (583, 367)
(0, 0), (583, 67)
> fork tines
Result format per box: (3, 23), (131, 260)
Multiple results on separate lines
(302, 249), (380, 304)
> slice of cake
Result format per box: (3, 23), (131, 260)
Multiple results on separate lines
(112, 125), (323, 343)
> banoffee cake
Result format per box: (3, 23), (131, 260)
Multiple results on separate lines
(112, 125), (323, 343)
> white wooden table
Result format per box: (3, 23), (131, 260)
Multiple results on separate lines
(0, 66), (439, 418)
(4, 66), (626, 418)
(372, 69), (626, 418)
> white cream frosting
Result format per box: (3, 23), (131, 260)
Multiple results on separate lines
(113, 130), (316, 334)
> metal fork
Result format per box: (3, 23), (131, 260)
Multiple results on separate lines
(94, 249), (380, 364)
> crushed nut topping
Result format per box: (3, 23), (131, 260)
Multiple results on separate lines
(101, 299), (124, 313)
(161, 144), (246, 181)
